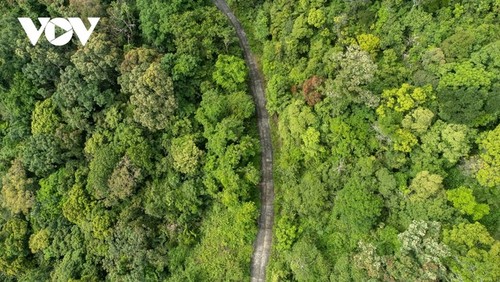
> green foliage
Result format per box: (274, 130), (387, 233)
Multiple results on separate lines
(0, 218), (31, 276)
(437, 61), (499, 127)
(355, 221), (450, 281)
(401, 107), (434, 135)
(1, 0), (499, 280)
(119, 48), (177, 131)
(409, 171), (443, 202)
(377, 84), (432, 116)
(289, 238), (330, 281)
(106, 156), (141, 206)
(332, 179), (383, 239)
(443, 222), (500, 282)
(324, 46), (378, 108)
(35, 167), (74, 226)
(53, 66), (114, 130)
(0, 74), (37, 139)
(446, 187), (490, 220)
(170, 135), (204, 175)
(86, 145), (121, 201)
(1, 159), (34, 215)
(356, 34), (381, 55)
(213, 55), (247, 92)
(31, 98), (59, 135)
(71, 33), (121, 83)
(28, 229), (50, 254)
(477, 125), (500, 187)
(275, 216), (299, 251)
(22, 134), (65, 177)
(192, 203), (257, 281)
(258, 0), (499, 280)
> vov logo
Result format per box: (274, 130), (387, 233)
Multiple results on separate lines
(18, 17), (100, 46)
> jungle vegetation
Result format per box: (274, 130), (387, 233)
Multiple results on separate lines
(0, 0), (499, 281)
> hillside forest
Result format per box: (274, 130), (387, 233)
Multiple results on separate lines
(0, 0), (499, 281)
(231, 0), (500, 280)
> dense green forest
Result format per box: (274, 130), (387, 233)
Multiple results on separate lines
(230, 0), (500, 281)
(1, 0), (260, 280)
(0, 0), (499, 281)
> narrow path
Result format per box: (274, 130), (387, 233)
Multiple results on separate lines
(212, 1), (274, 281)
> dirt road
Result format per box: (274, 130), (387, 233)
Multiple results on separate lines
(212, 1), (275, 281)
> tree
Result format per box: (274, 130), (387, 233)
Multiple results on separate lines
(53, 66), (113, 130)
(331, 177), (383, 247)
(289, 238), (330, 281)
(446, 187), (490, 220)
(119, 48), (158, 82)
(355, 221), (450, 281)
(392, 221), (450, 281)
(477, 125), (500, 187)
(34, 166), (74, 226)
(1, 159), (34, 215)
(401, 107), (434, 135)
(67, 0), (105, 18)
(420, 121), (473, 165)
(263, 73), (290, 114)
(393, 128), (418, 153)
(19, 40), (71, 93)
(22, 134), (64, 177)
(129, 65), (173, 129)
(119, 48), (177, 131)
(395, 171), (452, 227)
(408, 171), (443, 202)
(106, 155), (141, 206)
(112, 122), (154, 172)
(62, 184), (92, 226)
(0, 15), (25, 86)
(0, 74), (37, 139)
(86, 145), (121, 201)
(437, 61), (498, 127)
(302, 75), (324, 106)
(212, 55), (247, 92)
(377, 84), (432, 117)
(170, 135), (204, 175)
(193, 203), (257, 281)
(70, 33), (121, 84)
(103, 217), (161, 281)
(278, 99), (318, 164)
(0, 218), (31, 276)
(443, 222), (500, 281)
(144, 173), (203, 225)
(356, 34), (381, 55)
(105, 1), (138, 44)
(324, 46), (378, 108)
(307, 8), (326, 28)
(28, 229), (50, 254)
(31, 98), (59, 135)
(441, 28), (487, 62)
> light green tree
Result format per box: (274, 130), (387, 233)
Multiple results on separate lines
(31, 98), (59, 135)
(1, 159), (34, 215)
(444, 222), (500, 281)
(170, 135), (204, 175)
(446, 187), (490, 220)
(212, 55), (247, 92)
(477, 125), (500, 187)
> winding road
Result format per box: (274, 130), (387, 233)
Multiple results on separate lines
(213, 1), (275, 281)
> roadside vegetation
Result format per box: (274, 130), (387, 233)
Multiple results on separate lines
(0, 1), (259, 280)
(230, 0), (500, 280)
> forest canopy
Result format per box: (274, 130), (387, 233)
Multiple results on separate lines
(1, 0), (259, 280)
(229, 0), (499, 280)
(0, 0), (499, 281)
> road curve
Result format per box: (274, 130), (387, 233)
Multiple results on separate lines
(212, 1), (275, 281)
